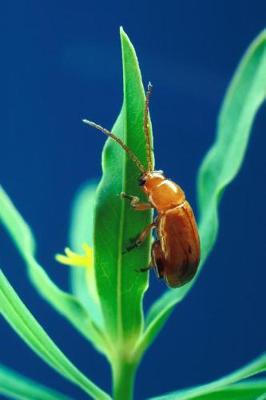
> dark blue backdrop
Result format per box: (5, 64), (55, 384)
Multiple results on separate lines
(1, 1), (265, 399)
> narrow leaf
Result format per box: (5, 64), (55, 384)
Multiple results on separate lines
(92, 27), (153, 344)
(0, 269), (111, 400)
(187, 380), (266, 400)
(139, 29), (266, 356)
(69, 181), (103, 328)
(149, 353), (266, 399)
(198, 29), (266, 265)
(0, 185), (107, 355)
(0, 363), (71, 400)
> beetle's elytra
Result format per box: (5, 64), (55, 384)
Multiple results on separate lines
(83, 83), (200, 288)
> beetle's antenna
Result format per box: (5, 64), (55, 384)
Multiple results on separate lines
(83, 119), (146, 174)
(144, 82), (153, 172)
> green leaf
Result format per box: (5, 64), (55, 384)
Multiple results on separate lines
(148, 353), (266, 399)
(92, 27), (153, 346)
(198, 28), (266, 265)
(137, 29), (266, 357)
(69, 181), (103, 329)
(188, 381), (266, 400)
(151, 381), (266, 400)
(0, 269), (111, 400)
(0, 363), (71, 400)
(0, 185), (108, 356)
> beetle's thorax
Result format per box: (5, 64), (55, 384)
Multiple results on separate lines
(141, 171), (186, 212)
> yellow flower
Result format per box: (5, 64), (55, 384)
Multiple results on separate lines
(55, 243), (98, 303)
(55, 243), (93, 268)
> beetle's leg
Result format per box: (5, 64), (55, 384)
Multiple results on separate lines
(151, 240), (165, 279)
(124, 222), (156, 253)
(120, 192), (153, 211)
(137, 241), (165, 277)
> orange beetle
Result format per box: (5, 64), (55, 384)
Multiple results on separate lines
(83, 83), (200, 288)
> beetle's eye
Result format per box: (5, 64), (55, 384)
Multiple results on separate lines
(138, 176), (146, 186)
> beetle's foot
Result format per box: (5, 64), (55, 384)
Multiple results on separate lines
(120, 192), (130, 200)
(135, 266), (151, 273)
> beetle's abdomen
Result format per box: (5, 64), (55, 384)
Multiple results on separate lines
(157, 201), (200, 288)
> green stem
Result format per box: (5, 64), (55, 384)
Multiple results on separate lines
(112, 359), (137, 400)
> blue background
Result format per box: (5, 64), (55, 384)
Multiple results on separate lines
(1, 1), (265, 399)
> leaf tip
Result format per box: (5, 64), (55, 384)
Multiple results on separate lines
(119, 26), (131, 46)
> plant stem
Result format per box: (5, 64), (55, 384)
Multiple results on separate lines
(112, 359), (137, 400)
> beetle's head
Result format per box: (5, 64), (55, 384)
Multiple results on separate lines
(138, 170), (165, 193)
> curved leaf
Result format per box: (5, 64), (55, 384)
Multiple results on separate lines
(0, 185), (108, 355)
(92, 27), (153, 345)
(189, 381), (266, 400)
(138, 29), (266, 357)
(149, 353), (266, 399)
(69, 181), (103, 329)
(151, 381), (266, 400)
(0, 363), (71, 400)
(0, 269), (111, 400)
